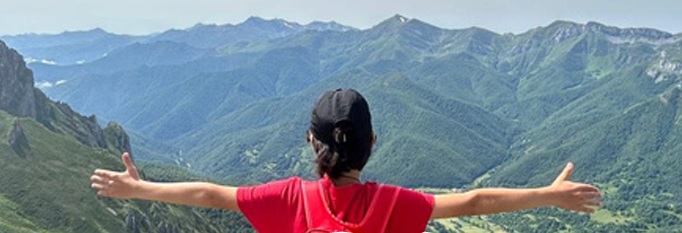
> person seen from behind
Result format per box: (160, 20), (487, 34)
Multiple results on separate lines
(90, 88), (602, 232)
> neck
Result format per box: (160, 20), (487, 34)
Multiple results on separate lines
(331, 170), (361, 187)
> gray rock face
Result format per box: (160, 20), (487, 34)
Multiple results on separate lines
(0, 40), (36, 118)
(9, 120), (30, 157)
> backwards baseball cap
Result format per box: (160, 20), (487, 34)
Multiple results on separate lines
(310, 88), (373, 146)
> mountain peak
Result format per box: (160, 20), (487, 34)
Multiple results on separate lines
(367, 14), (417, 35)
(241, 16), (293, 28)
(89, 27), (108, 34)
(373, 14), (410, 29)
(188, 22), (219, 30)
(547, 20), (581, 28)
(392, 14), (410, 23)
(244, 16), (267, 24)
(60, 27), (110, 37)
(240, 16), (303, 31)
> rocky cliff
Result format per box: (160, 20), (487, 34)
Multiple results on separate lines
(0, 40), (36, 118)
(0, 39), (130, 153)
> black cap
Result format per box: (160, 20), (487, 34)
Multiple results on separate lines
(310, 88), (372, 145)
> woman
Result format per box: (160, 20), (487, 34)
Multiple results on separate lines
(91, 88), (602, 232)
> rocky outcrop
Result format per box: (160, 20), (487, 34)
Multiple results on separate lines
(0, 41), (36, 118)
(582, 21), (677, 45)
(8, 120), (30, 157)
(104, 121), (132, 155)
(647, 51), (682, 83)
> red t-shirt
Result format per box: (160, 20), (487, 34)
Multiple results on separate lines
(237, 176), (434, 233)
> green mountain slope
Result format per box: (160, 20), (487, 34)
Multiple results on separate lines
(483, 87), (682, 232)
(0, 40), (251, 232)
(180, 72), (514, 187)
(0, 116), (250, 232)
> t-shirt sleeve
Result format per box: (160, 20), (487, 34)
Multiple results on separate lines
(237, 177), (302, 231)
(388, 188), (435, 233)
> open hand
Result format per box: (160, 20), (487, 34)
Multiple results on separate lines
(549, 162), (602, 213)
(90, 152), (142, 199)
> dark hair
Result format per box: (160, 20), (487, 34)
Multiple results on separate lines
(309, 89), (373, 179)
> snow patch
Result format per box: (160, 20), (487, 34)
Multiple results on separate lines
(40, 59), (57, 65)
(25, 57), (58, 65)
(24, 57), (38, 64)
(35, 80), (67, 89)
(35, 81), (53, 89)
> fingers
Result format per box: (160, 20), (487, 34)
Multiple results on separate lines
(94, 169), (115, 179)
(91, 171), (116, 185)
(553, 162), (574, 184)
(563, 190), (602, 213)
(583, 200), (602, 207)
(122, 152), (135, 171)
(91, 178), (110, 197)
(580, 191), (602, 200)
(90, 175), (104, 183)
(121, 152), (141, 180)
(575, 184), (601, 193)
(91, 182), (107, 190)
(91, 175), (117, 197)
(90, 175), (112, 188)
(580, 191), (602, 207)
(97, 191), (110, 197)
(577, 198), (601, 212)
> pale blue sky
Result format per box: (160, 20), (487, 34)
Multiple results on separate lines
(1, 0), (680, 36)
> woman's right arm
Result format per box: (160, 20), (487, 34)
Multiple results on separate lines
(90, 152), (239, 211)
(431, 163), (601, 219)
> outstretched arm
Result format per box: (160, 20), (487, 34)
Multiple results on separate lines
(90, 153), (239, 211)
(431, 162), (601, 219)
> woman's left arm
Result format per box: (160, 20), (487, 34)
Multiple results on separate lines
(431, 162), (602, 219)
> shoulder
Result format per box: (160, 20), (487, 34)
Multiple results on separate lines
(236, 177), (307, 231)
(383, 185), (434, 211)
(240, 176), (303, 189)
(378, 184), (434, 204)
(237, 176), (303, 201)
(383, 185), (435, 232)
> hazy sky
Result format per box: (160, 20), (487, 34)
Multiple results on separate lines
(1, 0), (680, 36)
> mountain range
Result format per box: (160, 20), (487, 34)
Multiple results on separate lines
(3, 15), (682, 231)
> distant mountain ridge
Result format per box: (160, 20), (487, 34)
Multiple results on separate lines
(14, 15), (682, 231)
(0, 17), (355, 66)
(148, 16), (356, 49)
